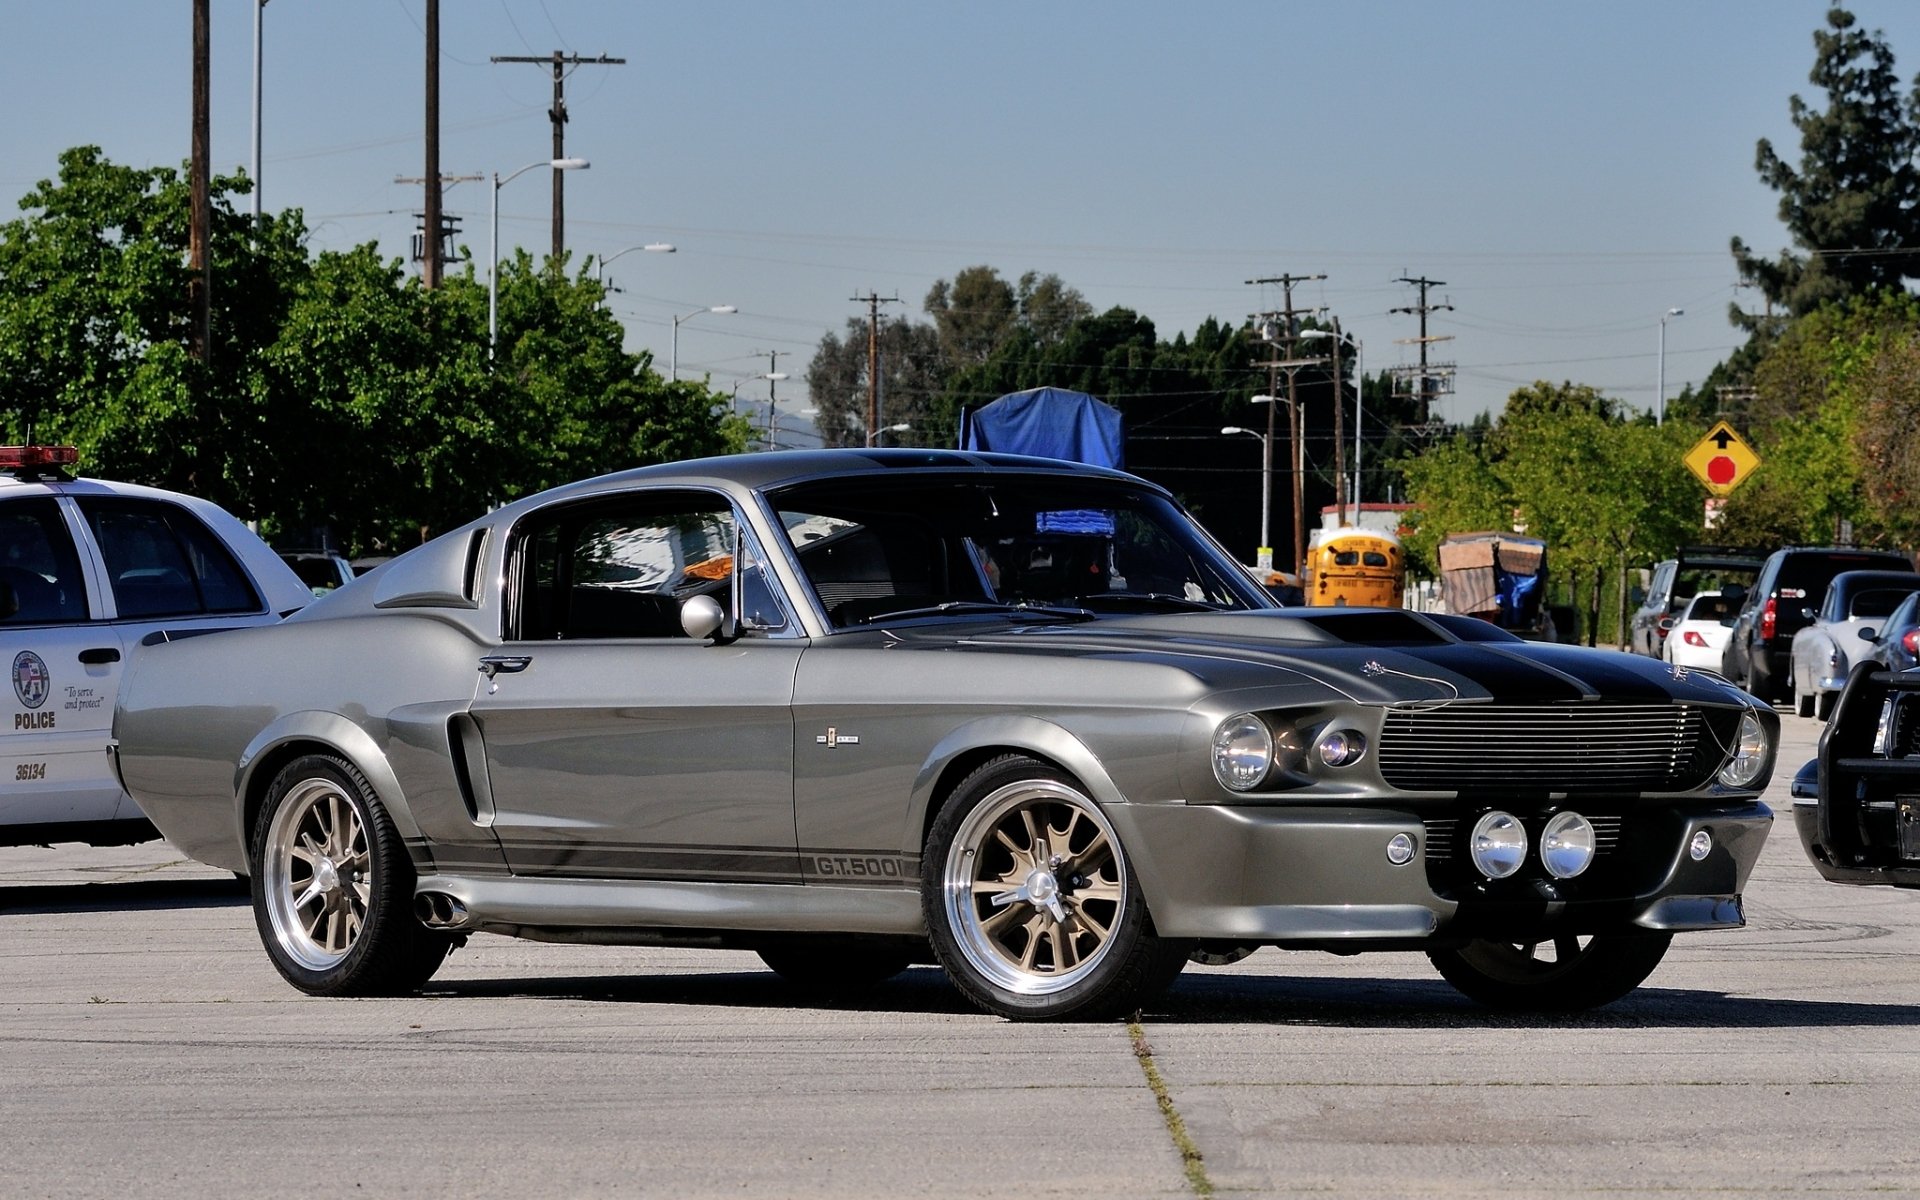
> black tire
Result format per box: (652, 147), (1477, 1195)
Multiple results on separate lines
(756, 938), (916, 994)
(1796, 687), (1815, 719)
(922, 754), (1190, 1021)
(1816, 689), (1837, 721)
(250, 753), (453, 996)
(1427, 932), (1672, 1012)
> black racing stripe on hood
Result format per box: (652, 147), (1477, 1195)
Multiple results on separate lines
(1393, 641), (1681, 703)
(1383, 643), (1592, 702)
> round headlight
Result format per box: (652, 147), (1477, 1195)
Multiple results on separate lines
(1716, 710), (1771, 789)
(1212, 713), (1274, 791)
(1540, 811), (1596, 879)
(1470, 810), (1527, 879)
(1316, 728), (1367, 768)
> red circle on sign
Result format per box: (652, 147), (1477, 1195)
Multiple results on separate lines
(1707, 455), (1737, 484)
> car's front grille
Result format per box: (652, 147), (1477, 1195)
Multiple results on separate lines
(1379, 703), (1719, 793)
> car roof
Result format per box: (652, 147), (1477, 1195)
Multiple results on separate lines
(475, 448), (1158, 528)
(1825, 569), (1920, 594)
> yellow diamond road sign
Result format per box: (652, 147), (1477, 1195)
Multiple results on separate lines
(1684, 420), (1760, 497)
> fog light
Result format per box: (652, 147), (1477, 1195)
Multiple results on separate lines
(1386, 832), (1416, 865)
(1540, 811), (1596, 879)
(1470, 811), (1527, 879)
(1316, 728), (1367, 768)
(1689, 829), (1713, 861)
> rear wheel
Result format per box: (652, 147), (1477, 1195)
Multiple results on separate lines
(251, 754), (453, 996)
(1816, 689), (1837, 721)
(923, 755), (1189, 1020)
(1796, 686), (1815, 719)
(1428, 932), (1671, 1012)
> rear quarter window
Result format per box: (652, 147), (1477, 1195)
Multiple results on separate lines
(77, 497), (262, 619)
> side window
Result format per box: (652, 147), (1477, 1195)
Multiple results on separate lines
(513, 491), (785, 640)
(0, 499), (89, 625)
(77, 498), (262, 619)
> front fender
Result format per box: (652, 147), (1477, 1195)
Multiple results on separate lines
(235, 710), (424, 853)
(906, 714), (1127, 849)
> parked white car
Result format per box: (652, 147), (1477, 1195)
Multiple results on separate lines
(1661, 590), (1736, 672)
(1, 444), (311, 848)
(1788, 569), (1920, 719)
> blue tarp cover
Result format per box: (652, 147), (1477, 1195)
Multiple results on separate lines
(960, 387), (1124, 469)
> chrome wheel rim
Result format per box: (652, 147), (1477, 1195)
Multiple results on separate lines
(942, 780), (1126, 996)
(264, 778), (373, 971)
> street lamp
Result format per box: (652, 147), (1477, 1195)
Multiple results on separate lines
(491, 156), (589, 358)
(1222, 426), (1272, 568)
(594, 242), (676, 281)
(1657, 307), (1685, 426)
(800, 408), (909, 448)
(1251, 393), (1303, 576)
(251, 0), (267, 229)
(671, 305), (736, 380)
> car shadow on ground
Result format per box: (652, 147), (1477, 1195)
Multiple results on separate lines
(426, 964), (1920, 1029)
(0, 876), (249, 914)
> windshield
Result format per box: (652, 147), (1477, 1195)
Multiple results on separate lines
(771, 473), (1272, 627)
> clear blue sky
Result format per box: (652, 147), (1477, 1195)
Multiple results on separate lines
(4, 1), (1913, 433)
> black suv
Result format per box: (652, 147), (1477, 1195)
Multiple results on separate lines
(1723, 546), (1915, 704)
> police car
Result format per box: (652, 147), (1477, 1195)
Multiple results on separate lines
(2, 445), (311, 848)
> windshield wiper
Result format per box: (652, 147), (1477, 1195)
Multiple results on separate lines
(852, 600), (1096, 625)
(1076, 591), (1225, 613)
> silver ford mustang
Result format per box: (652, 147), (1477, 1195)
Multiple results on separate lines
(113, 450), (1778, 1019)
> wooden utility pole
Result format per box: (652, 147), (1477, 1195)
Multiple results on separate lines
(189, 0), (211, 361)
(762, 350), (790, 449)
(851, 292), (900, 444)
(1390, 274), (1455, 428)
(489, 52), (624, 262)
(422, 0), (442, 288)
(1247, 273), (1326, 577)
(1330, 317), (1346, 530)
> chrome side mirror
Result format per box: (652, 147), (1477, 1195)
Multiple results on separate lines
(680, 594), (726, 640)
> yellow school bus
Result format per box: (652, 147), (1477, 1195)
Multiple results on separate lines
(1305, 528), (1406, 608)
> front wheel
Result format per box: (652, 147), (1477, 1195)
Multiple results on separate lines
(1428, 932), (1672, 1012)
(251, 754), (453, 996)
(923, 755), (1189, 1021)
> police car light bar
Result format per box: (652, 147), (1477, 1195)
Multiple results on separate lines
(0, 445), (79, 469)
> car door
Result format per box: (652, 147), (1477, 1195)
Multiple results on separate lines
(71, 492), (282, 821)
(1, 494), (123, 827)
(466, 489), (805, 883)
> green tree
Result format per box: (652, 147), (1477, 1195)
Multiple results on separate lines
(1401, 382), (1703, 644)
(804, 314), (945, 447)
(0, 146), (746, 553)
(924, 265), (1019, 367)
(0, 145), (308, 510)
(1715, 290), (1920, 548)
(1731, 6), (1920, 328)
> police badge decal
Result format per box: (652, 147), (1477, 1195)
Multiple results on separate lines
(13, 650), (51, 709)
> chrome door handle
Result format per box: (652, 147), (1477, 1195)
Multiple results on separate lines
(478, 655), (532, 679)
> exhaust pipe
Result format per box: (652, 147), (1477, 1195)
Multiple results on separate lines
(415, 891), (470, 930)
